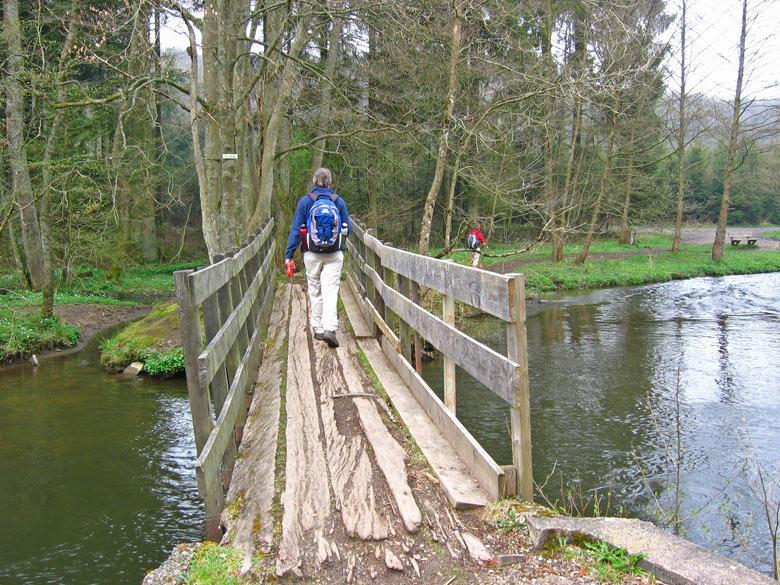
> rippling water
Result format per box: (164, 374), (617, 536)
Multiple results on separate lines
(0, 328), (202, 584)
(423, 272), (780, 575)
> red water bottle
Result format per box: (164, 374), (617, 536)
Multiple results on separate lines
(299, 224), (308, 252)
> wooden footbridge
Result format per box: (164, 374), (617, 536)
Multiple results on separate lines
(173, 218), (532, 580)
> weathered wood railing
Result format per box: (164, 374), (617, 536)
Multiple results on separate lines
(345, 220), (533, 501)
(174, 218), (276, 539)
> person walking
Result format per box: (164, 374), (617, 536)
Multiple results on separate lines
(284, 167), (351, 348)
(466, 224), (486, 268)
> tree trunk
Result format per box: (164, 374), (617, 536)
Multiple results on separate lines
(541, 1), (558, 261)
(418, 3), (463, 256)
(309, 1), (343, 176)
(577, 92), (619, 264)
(4, 0), (49, 291)
(443, 146), (462, 251)
(712, 0), (747, 261)
(251, 16), (312, 229)
(39, 16), (77, 316)
(672, 0), (687, 253)
(618, 136), (634, 244)
(553, 2), (586, 262)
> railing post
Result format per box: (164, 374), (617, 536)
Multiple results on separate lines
(409, 280), (423, 373)
(397, 273), (413, 363)
(365, 229), (382, 339)
(202, 287), (237, 490)
(442, 260), (456, 413)
(174, 269), (223, 539)
(506, 273), (533, 501)
(382, 242), (400, 337)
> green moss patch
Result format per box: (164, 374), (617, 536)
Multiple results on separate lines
(184, 542), (242, 585)
(0, 309), (80, 360)
(99, 300), (184, 376)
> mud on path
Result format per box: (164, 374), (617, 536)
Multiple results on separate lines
(215, 285), (661, 584)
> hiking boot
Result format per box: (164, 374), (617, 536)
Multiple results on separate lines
(313, 330), (325, 341)
(322, 330), (339, 348)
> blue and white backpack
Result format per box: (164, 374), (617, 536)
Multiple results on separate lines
(306, 192), (343, 253)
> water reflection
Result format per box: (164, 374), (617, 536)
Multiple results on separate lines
(423, 273), (780, 576)
(0, 330), (202, 585)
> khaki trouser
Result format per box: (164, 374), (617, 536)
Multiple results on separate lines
(303, 250), (344, 333)
(471, 247), (481, 267)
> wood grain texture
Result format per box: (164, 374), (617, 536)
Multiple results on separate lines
(339, 334), (422, 533)
(221, 286), (290, 574)
(363, 264), (520, 406)
(314, 335), (390, 541)
(277, 287), (334, 578)
(189, 218), (274, 305)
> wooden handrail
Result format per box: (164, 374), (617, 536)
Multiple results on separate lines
(344, 219), (533, 500)
(174, 218), (277, 540)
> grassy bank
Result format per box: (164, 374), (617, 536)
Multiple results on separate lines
(0, 261), (202, 363)
(99, 300), (184, 377)
(0, 309), (80, 360)
(442, 234), (780, 294)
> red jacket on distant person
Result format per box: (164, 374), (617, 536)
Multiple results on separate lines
(467, 228), (486, 249)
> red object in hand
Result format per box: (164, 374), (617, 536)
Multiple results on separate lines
(285, 259), (295, 279)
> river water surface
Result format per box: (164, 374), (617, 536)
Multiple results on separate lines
(424, 272), (780, 575)
(0, 327), (202, 584)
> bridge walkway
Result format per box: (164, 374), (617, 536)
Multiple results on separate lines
(219, 283), (495, 580)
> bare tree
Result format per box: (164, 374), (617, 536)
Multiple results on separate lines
(712, 0), (748, 261)
(418, 1), (463, 256)
(671, 0), (688, 253)
(3, 0), (50, 292)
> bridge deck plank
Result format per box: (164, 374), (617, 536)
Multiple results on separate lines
(276, 287), (335, 578)
(220, 286), (291, 573)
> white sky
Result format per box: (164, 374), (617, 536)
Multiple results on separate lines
(664, 0), (780, 100)
(160, 0), (780, 100)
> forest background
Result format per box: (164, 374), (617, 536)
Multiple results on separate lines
(1, 0), (779, 320)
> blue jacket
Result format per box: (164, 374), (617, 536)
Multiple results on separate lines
(285, 187), (351, 260)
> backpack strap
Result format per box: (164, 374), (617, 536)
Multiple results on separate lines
(308, 189), (339, 202)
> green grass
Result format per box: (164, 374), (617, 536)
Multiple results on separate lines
(764, 230), (780, 240)
(0, 260), (206, 308)
(432, 232), (780, 293)
(433, 233), (673, 267)
(184, 542), (242, 585)
(550, 537), (650, 584)
(99, 300), (184, 376)
(0, 309), (80, 359)
(522, 244), (780, 293)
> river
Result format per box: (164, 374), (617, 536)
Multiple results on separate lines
(0, 327), (202, 585)
(423, 272), (780, 576)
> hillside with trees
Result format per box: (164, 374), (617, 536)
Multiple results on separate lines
(1, 0), (778, 296)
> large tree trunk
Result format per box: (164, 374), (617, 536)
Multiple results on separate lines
(127, 1), (158, 263)
(251, 16), (312, 229)
(671, 0), (687, 253)
(712, 0), (747, 261)
(418, 4), (463, 256)
(552, 2), (586, 262)
(4, 0), (49, 291)
(309, 1), (343, 176)
(38, 16), (78, 316)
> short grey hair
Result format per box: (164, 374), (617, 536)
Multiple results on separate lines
(312, 167), (332, 188)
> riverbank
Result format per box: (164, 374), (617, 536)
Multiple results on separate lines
(475, 228), (780, 294)
(0, 261), (202, 364)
